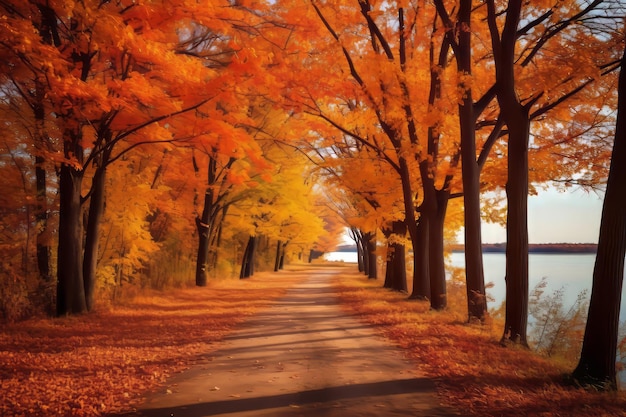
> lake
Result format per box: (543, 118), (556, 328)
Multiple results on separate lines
(324, 251), (626, 321)
(450, 252), (626, 323)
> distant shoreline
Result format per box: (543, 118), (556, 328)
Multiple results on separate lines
(452, 243), (598, 254)
(335, 243), (598, 254)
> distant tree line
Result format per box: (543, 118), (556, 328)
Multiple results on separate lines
(449, 243), (599, 254)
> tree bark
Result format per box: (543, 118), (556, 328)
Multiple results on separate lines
(487, 0), (530, 343)
(388, 153), (426, 300)
(502, 115), (530, 345)
(278, 242), (287, 270)
(56, 137), (87, 316)
(418, 158), (449, 310)
(424, 19), (452, 311)
(409, 216), (430, 300)
(353, 229), (365, 273)
(456, 0), (487, 321)
(209, 205), (229, 270)
(83, 164), (106, 311)
(33, 4), (58, 294)
(366, 232), (377, 279)
(383, 230), (394, 289)
(34, 151), (53, 315)
(429, 190), (450, 310)
(195, 155), (218, 286)
(274, 240), (282, 272)
(34, 137), (51, 285)
(383, 220), (408, 292)
(240, 235), (257, 279)
(573, 46), (626, 390)
(361, 231), (372, 277)
(195, 215), (212, 286)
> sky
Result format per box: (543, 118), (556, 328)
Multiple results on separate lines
(339, 187), (606, 246)
(479, 187), (604, 244)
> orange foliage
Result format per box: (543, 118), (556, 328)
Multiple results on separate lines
(335, 273), (626, 417)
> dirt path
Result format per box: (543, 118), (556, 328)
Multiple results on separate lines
(130, 265), (457, 416)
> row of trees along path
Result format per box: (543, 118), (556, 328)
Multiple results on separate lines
(0, 0), (625, 391)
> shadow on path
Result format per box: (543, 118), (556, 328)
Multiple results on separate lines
(116, 265), (458, 417)
(125, 378), (445, 417)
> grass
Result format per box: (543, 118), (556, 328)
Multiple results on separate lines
(333, 269), (626, 417)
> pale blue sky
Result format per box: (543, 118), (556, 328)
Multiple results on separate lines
(340, 187), (606, 245)
(480, 187), (604, 244)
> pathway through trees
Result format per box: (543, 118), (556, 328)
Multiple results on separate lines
(128, 266), (457, 416)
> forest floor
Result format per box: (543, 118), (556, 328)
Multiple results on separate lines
(1, 263), (625, 416)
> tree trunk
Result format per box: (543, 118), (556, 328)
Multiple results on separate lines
(419, 156), (449, 310)
(35, 157), (51, 278)
(382, 227), (393, 288)
(502, 116), (530, 346)
(56, 152), (87, 316)
(274, 239), (282, 272)
(457, 0), (487, 321)
(195, 156), (217, 287)
(83, 164), (106, 311)
(240, 235), (257, 279)
(424, 20), (451, 311)
(34, 155), (53, 314)
(195, 214), (211, 286)
(211, 205), (229, 269)
(354, 229), (365, 273)
(383, 237), (394, 289)
(487, 0), (529, 342)
(390, 154), (427, 300)
(366, 232), (377, 279)
(429, 190), (450, 310)
(409, 216), (430, 300)
(573, 46), (626, 391)
(34, 1), (57, 287)
(361, 231), (372, 277)
(278, 242), (287, 270)
(33, 78), (53, 314)
(383, 221), (408, 292)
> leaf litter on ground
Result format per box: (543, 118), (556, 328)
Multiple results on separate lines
(0, 270), (302, 417)
(4, 265), (625, 417)
(334, 270), (626, 417)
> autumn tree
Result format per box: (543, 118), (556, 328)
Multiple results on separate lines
(573, 32), (626, 391)
(287, 0), (469, 308)
(0, 0), (278, 314)
(432, 0), (497, 319)
(56, 1), (219, 313)
(230, 143), (329, 279)
(96, 152), (164, 291)
(306, 128), (403, 280)
(315, 175), (378, 275)
(484, 0), (618, 345)
(0, 3), (72, 313)
(324, 141), (408, 286)
(176, 16), (276, 286)
(0, 91), (59, 318)
(194, 149), (236, 285)
(0, 4), (58, 288)
(190, 124), (271, 285)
